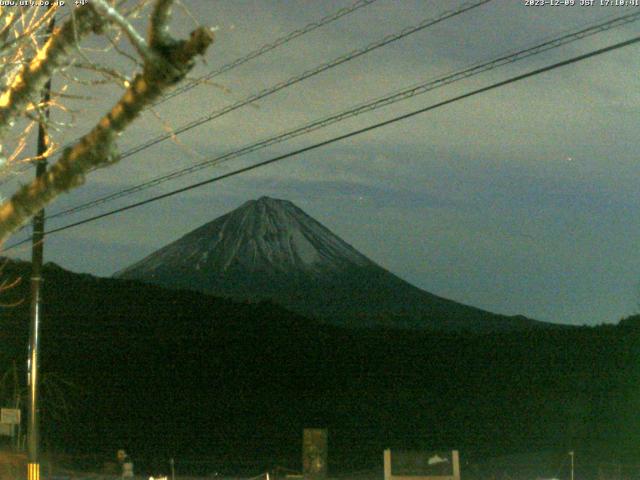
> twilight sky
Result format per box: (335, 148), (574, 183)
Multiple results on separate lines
(3, 0), (640, 326)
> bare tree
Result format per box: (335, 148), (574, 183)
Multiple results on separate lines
(0, 0), (214, 244)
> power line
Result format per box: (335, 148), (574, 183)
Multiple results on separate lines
(156, 0), (381, 104)
(43, 10), (640, 222)
(4, 33), (639, 251)
(102, 0), (493, 158)
(9, 0), (492, 216)
(0, 0), (381, 183)
(36, 0), (489, 218)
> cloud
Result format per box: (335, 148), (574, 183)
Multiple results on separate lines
(5, 0), (640, 325)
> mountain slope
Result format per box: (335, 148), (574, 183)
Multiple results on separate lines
(115, 196), (548, 332)
(0, 258), (636, 473)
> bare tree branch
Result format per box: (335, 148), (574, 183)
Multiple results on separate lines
(0, 7), (100, 142)
(91, 0), (156, 65)
(0, 2), (214, 244)
(0, 6), (57, 55)
(149, 0), (173, 48)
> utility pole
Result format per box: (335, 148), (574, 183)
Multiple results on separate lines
(27, 8), (55, 480)
(569, 451), (575, 480)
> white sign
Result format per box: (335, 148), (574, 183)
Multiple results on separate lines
(1, 408), (20, 424)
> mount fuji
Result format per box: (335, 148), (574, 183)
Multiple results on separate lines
(115, 196), (548, 331)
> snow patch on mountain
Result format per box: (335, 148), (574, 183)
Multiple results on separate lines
(114, 196), (549, 332)
(116, 196), (374, 279)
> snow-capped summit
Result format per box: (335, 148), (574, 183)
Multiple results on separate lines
(117, 196), (372, 279)
(115, 197), (547, 331)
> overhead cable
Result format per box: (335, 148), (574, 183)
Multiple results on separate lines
(4, 32), (638, 251)
(0, 0), (381, 182)
(45, 10), (640, 221)
(107, 0), (493, 159)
